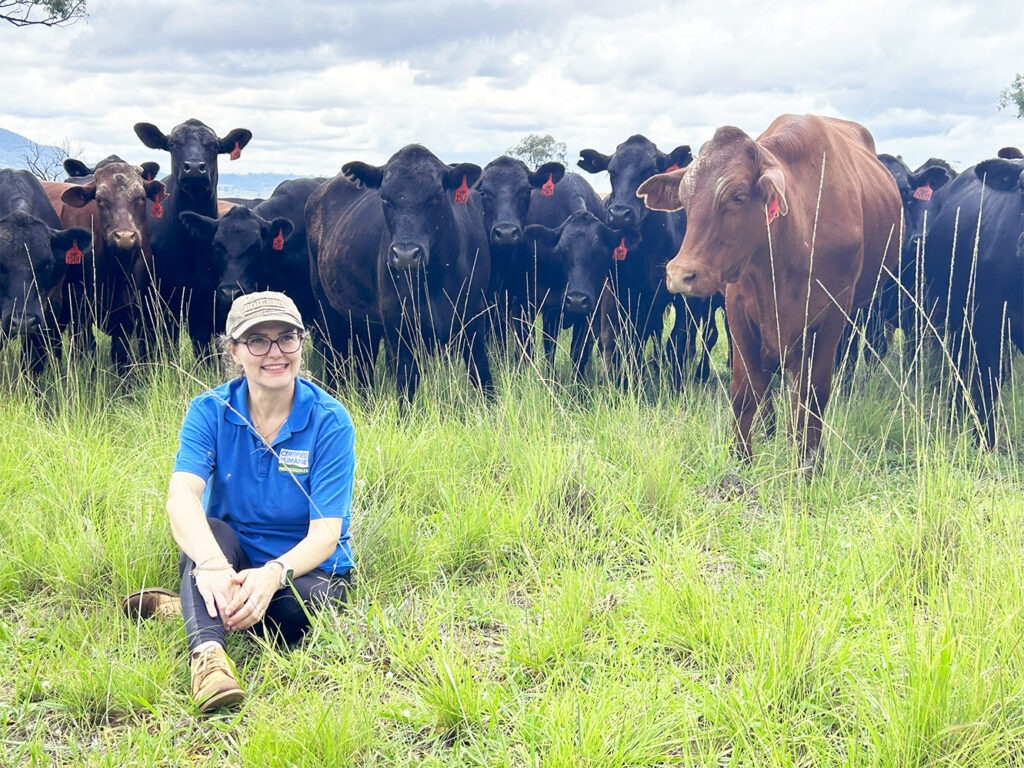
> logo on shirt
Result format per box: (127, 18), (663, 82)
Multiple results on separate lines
(278, 449), (310, 475)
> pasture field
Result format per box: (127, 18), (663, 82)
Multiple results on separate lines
(2, 326), (1024, 767)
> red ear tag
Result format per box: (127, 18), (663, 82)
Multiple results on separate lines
(766, 196), (780, 223)
(65, 240), (83, 265)
(541, 173), (555, 197)
(454, 176), (469, 204)
(272, 229), (285, 251)
(613, 238), (628, 261)
(230, 141), (242, 161)
(664, 164), (680, 173)
(913, 183), (932, 201)
(151, 191), (165, 219)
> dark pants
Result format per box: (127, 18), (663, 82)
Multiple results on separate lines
(179, 518), (352, 651)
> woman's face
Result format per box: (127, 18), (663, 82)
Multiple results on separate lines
(230, 320), (303, 393)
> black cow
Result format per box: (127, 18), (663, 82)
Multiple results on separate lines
(477, 157), (604, 357)
(0, 169), (91, 373)
(852, 153), (957, 366)
(578, 135), (723, 385)
(525, 210), (641, 379)
(179, 178), (325, 333)
(134, 118), (252, 354)
(307, 144), (492, 403)
(923, 155), (1024, 446)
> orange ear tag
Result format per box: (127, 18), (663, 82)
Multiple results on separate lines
(912, 183), (932, 201)
(541, 173), (555, 197)
(65, 240), (83, 265)
(613, 238), (628, 261)
(454, 176), (469, 204)
(151, 192), (165, 219)
(766, 196), (780, 223)
(664, 164), (680, 173)
(230, 141), (242, 161)
(272, 229), (285, 251)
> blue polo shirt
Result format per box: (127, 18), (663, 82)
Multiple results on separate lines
(173, 377), (355, 575)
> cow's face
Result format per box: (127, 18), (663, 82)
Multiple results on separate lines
(134, 119), (251, 203)
(640, 126), (787, 297)
(578, 135), (691, 231)
(0, 212), (87, 334)
(878, 154), (952, 258)
(344, 145), (481, 272)
(479, 157), (565, 248)
(526, 211), (637, 316)
(179, 207), (294, 329)
(61, 161), (165, 257)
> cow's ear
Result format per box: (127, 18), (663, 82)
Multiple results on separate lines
(637, 168), (687, 212)
(134, 123), (170, 152)
(524, 224), (560, 250)
(528, 162), (565, 189)
(444, 163), (482, 191)
(976, 159), (1024, 192)
(998, 146), (1024, 160)
(577, 149), (610, 174)
(661, 145), (693, 172)
(913, 165), (953, 193)
(342, 162), (384, 189)
(262, 216), (295, 248)
(51, 226), (92, 254)
(63, 158), (93, 178)
(757, 166), (789, 217)
(144, 178), (166, 202)
(61, 183), (96, 208)
(219, 129), (253, 156)
(178, 211), (219, 242)
(139, 162), (161, 181)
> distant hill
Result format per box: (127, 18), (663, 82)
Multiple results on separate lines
(0, 127), (292, 197)
(0, 127), (64, 173)
(217, 174), (296, 200)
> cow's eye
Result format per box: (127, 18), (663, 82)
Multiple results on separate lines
(731, 193), (748, 205)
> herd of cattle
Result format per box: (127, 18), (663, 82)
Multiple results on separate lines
(0, 114), (1022, 467)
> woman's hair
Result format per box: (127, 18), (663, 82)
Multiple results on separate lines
(217, 334), (244, 379)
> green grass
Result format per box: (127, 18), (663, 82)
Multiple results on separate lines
(2, 320), (1024, 767)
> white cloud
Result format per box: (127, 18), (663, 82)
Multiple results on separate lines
(1, 0), (1022, 191)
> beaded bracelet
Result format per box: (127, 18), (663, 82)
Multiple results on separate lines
(190, 557), (233, 578)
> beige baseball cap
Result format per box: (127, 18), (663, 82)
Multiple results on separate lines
(226, 291), (304, 339)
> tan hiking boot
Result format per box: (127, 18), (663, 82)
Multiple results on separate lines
(122, 588), (181, 620)
(190, 645), (245, 713)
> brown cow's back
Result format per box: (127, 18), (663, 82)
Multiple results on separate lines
(756, 114), (900, 313)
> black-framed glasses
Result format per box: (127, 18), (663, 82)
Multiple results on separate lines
(237, 331), (304, 356)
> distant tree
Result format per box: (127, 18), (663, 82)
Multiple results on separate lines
(999, 74), (1024, 119)
(23, 137), (85, 181)
(1, 0), (86, 27)
(506, 133), (567, 168)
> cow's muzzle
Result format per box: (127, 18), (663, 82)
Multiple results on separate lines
(389, 244), (425, 271)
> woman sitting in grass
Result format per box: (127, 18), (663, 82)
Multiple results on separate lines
(123, 291), (356, 713)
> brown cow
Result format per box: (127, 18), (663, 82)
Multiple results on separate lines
(43, 156), (165, 372)
(638, 114), (901, 469)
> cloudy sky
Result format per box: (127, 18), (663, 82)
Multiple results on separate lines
(2, 0), (1022, 192)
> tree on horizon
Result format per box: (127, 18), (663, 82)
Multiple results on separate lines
(1000, 74), (1024, 120)
(1, 0), (86, 27)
